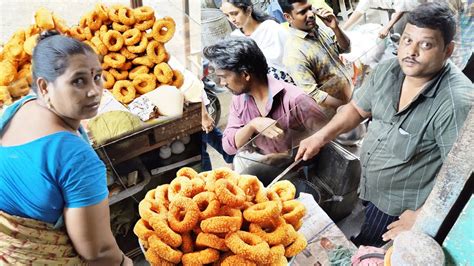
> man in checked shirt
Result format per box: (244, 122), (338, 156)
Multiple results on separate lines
(296, 2), (473, 247)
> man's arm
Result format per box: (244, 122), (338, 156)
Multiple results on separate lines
(316, 8), (351, 52)
(295, 100), (370, 161)
(379, 11), (404, 39)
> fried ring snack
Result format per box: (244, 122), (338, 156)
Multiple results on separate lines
(129, 65), (149, 80)
(215, 179), (246, 208)
(169, 69), (184, 88)
(127, 33), (148, 54)
(237, 175), (264, 202)
(112, 80), (136, 104)
(148, 234), (183, 264)
(23, 34), (38, 56)
(284, 232), (307, 257)
(83, 27), (93, 41)
(52, 15), (69, 34)
(102, 70), (115, 89)
(135, 17), (155, 31)
(168, 176), (191, 201)
(8, 79), (30, 98)
(155, 184), (171, 208)
(103, 30), (124, 52)
(149, 216), (182, 248)
(108, 4), (124, 22)
(193, 191), (220, 220)
(138, 199), (168, 222)
(104, 52), (126, 68)
(282, 200), (306, 225)
(144, 248), (174, 266)
(153, 62), (173, 84)
(146, 41), (167, 64)
(205, 167), (239, 192)
(0, 86), (13, 106)
(176, 167), (199, 180)
(167, 196), (200, 233)
(0, 61), (17, 86)
(95, 3), (109, 21)
(35, 7), (55, 30)
(87, 11), (102, 31)
(132, 55), (154, 68)
(109, 68), (129, 80)
(120, 47), (137, 60)
(91, 36), (108, 56)
(133, 218), (155, 241)
(132, 73), (156, 94)
(120, 61), (133, 71)
(225, 230), (271, 263)
(201, 206), (242, 234)
(243, 201), (280, 224)
(123, 28), (141, 46)
(152, 17), (176, 43)
(196, 232), (229, 251)
(249, 222), (296, 246)
(290, 218), (303, 231)
(69, 26), (86, 41)
(118, 7), (136, 25)
(221, 255), (257, 266)
(181, 248), (220, 265)
(269, 180), (296, 201)
(133, 6), (155, 21)
(264, 245), (287, 266)
(180, 232), (194, 254)
(112, 22), (130, 32)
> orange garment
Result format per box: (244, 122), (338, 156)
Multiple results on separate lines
(0, 210), (85, 265)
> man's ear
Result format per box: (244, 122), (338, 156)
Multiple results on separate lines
(283, 12), (292, 23)
(444, 41), (455, 59)
(36, 78), (49, 96)
(242, 71), (251, 82)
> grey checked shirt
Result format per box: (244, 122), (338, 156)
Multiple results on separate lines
(353, 58), (473, 216)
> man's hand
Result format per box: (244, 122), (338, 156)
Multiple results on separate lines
(295, 132), (326, 161)
(251, 117), (284, 139)
(382, 209), (421, 241)
(378, 26), (390, 39)
(315, 8), (338, 30)
(202, 111), (215, 133)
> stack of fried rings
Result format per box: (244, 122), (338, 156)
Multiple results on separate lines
(69, 4), (184, 104)
(133, 167), (308, 265)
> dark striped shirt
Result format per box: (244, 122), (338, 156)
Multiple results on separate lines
(353, 59), (473, 216)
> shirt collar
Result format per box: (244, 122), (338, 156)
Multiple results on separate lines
(288, 25), (319, 40)
(243, 75), (286, 116)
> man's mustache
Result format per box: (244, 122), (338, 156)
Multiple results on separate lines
(402, 57), (419, 64)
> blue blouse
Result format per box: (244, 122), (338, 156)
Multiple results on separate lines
(0, 96), (108, 224)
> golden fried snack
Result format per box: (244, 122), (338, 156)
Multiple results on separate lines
(123, 28), (141, 46)
(221, 255), (257, 266)
(0, 86), (13, 106)
(215, 179), (246, 208)
(148, 234), (183, 264)
(152, 17), (176, 43)
(249, 221), (296, 246)
(238, 175), (265, 202)
(0, 61), (17, 86)
(155, 184), (171, 209)
(196, 232), (229, 251)
(170, 69), (184, 88)
(282, 200), (306, 225)
(16, 64), (32, 85)
(86, 11), (102, 31)
(120, 47), (137, 60)
(201, 206), (242, 234)
(167, 196), (200, 233)
(34, 7), (55, 30)
(108, 4), (124, 23)
(135, 17), (155, 31)
(243, 201), (281, 224)
(149, 216), (182, 248)
(205, 167), (239, 192)
(109, 68), (129, 81)
(225, 231), (271, 263)
(102, 70), (115, 89)
(153, 62), (173, 84)
(118, 7), (136, 25)
(168, 176), (191, 201)
(144, 248), (174, 266)
(132, 56), (154, 68)
(103, 30), (124, 52)
(112, 79), (136, 104)
(69, 26), (85, 41)
(264, 245), (287, 266)
(23, 34), (38, 56)
(120, 61), (132, 71)
(25, 25), (40, 39)
(138, 199), (168, 222)
(83, 27), (93, 41)
(180, 232), (194, 254)
(269, 180), (296, 201)
(8, 79), (30, 98)
(112, 21), (130, 32)
(193, 191), (221, 220)
(181, 248), (220, 265)
(52, 15), (69, 34)
(104, 52), (126, 68)
(132, 73), (156, 94)
(177, 167), (199, 180)
(146, 41), (167, 64)
(127, 33), (148, 54)
(91, 36), (108, 56)
(284, 232), (307, 257)
(133, 6), (155, 21)
(129, 65), (149, 80)
(133, 218), (155, 241)
(94, 3), (109, 22)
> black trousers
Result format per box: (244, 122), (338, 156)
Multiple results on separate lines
(352, 201), (398, 247)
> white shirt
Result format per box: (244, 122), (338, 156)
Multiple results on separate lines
(355, 0), (424, 13)
(231, 20), (288, 72)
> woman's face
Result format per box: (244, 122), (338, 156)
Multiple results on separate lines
(221, 2), (251, 29)
(46, 52), (103, 120)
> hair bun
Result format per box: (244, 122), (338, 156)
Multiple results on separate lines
(38, 30), (60, 42)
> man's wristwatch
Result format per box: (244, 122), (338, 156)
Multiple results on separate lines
(312, 89), (329, 104)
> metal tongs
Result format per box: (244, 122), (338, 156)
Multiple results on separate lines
(266, 158), (303, 188)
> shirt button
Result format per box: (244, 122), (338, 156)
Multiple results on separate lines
(367, 152), (371, 155)
(377, 139), (381, 141)
(390, 122), (394, 125)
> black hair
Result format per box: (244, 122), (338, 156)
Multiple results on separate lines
(203, 37), (268, 82)
(278, 0), (305, 14)
(225, 0), (273, 22)
(31, 30), (95, 92)
(407, 2), (456, 46)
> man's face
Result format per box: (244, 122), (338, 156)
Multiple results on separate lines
(215, 69), (250, 95)
(398, 23), (453, 79)
(284, 1), (316, 32)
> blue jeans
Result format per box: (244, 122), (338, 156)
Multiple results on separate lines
(201, 128), (234, 171)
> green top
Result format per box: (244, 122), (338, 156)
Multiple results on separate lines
(353, 58), (473, 216)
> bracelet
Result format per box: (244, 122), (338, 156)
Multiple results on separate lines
(120, 253), (125, 266)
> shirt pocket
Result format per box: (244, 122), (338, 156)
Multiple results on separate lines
(392, 126), (421, 162)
